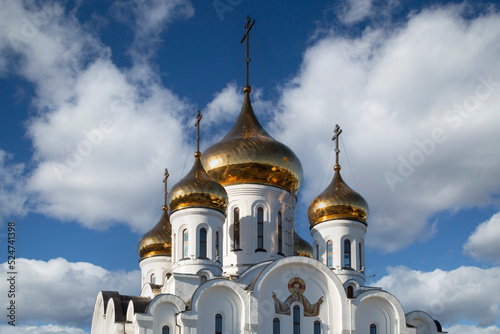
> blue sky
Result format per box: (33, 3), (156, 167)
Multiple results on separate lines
(1, 0), (500, 333)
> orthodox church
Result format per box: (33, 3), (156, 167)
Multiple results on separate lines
(90, 17), (445, 334)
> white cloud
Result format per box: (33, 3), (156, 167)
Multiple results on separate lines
(0, 324), (87, 334)
(202, 83), (241, 128)
(464, 212), (500, 264)
(446, 324), (500, 334)
(275, 5), (500, 251)
(337, 0), (373, 24)
(374, 265), (500, 327)
(0, 149), (27, 221)
(0, 258), (139, 328)
(111, 0), (194, 61)
(0, 0), (203, 231)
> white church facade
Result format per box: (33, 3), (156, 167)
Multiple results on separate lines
(90, 17), (445, 334)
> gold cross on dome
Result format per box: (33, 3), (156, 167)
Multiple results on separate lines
(195, 110), (202, 154)
(163, 168), (169, 209)
(240, 15), (255, 90)
(332, 124), (342, 170)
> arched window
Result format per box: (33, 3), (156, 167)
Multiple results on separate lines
(293, 305), (300, 334)
(370, 324), (377, 334)
(183, 229), (188, 258)
(277, 211), (283, 254)
(315, 244), (319, 260)
(200, 275), (207, 284)
(150, 273), (156, 284)
(162, 325), (169, 334)
(234, 208), (240, 250)
(344, 239), (351, 268)
(199, 228), (207, 258)
(347, 285), (353, 298)
(215, 231), (220, 259)
(215, 314), (222, 334)
(273, 318), (280, 334)
(359, 242), (362, 270)
(314, 321), (321, 334)
(327, 240), (333, 268)
(257, 207), (264, 249)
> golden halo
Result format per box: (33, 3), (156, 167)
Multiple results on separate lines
(288, 277), (306, 295)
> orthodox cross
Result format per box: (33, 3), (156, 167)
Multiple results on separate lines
(240, 15), (255, 89)
(163, 168), (169, 209)
(195, 110), (202, 155)
(332, 124), (342, 171)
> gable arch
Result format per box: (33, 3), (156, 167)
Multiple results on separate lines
(250, 256), (349, 333)
(354, 290), (406, 334)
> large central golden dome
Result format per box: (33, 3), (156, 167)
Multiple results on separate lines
(201, 90), (303, 194)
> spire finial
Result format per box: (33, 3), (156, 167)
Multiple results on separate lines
(332, 124), (342, 171)
(240, 15), (255, 93)
(195, 110), (202, 158)
(163, 168), (169, 210)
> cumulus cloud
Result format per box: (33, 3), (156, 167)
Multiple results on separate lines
(337, 0), (373, 24)
(464, 212), (500, 263)
(446, 325), (500, 334)
(275, 5), (500, 251)
(0, 258), (139, 328)
(0, 0), (204, 231)
(0, 324), (87, 334)
(111, 0), (194, 60)
(0, 149), (27, 221)
(374, 265), (500, 327)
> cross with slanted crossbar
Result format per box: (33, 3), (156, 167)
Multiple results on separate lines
(163, 168), (169, 209)
(195, 110), (202, 154)
(240, 15), (255, 89)
(332, 124), (342, 170)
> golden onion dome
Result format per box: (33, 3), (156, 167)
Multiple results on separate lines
(168, 154), (228, 214)
(201, 90), (303, 194)
(293, 230), (313, 258)
(308, 168), (369, 227)
(138, 209), (172, 260)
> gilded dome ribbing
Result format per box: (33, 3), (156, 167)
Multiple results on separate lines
(138, 209), (172, 260)
(201, 91), (303, 194)
(308, 169), (368, 227)
(293, 230), (313, 258)
(168, 155), (228, 214)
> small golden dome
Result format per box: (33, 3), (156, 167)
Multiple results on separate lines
(293, 230), (313, 258)
(138, 209), (172, 260)
(308, 169), (368, 227)
(201, 91), (303, 194)
(168, 155), (228, 214)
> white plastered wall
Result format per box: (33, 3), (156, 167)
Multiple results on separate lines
(223, 184), (296, 276)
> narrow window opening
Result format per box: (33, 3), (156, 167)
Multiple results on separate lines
(199, 228), (207, 258)
(370, 324), (377, 334)
(293, 305), (300, 334)
(314, 321), (321, 334)
(183, 229), (188, 258)
(215, 231), (220, 260)
(327, 240), (333, 268)
(359, 242), (362, 270)
(234, 208), (240, 250)
(344, 239), (351, 268)
(347, 285), (354, 299)
(278, 211), (283, 254)
(257, 207), (264, 250)
(150, 273), (156, 284)
(273, 318), (280, 334)
(315, 244), (319, 260)
(215, 314), (222, 334)
(162, 325), (169, 334)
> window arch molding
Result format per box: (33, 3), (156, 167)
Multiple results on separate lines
(251, 201), (270, 252)
(341, 235), (354, 269)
